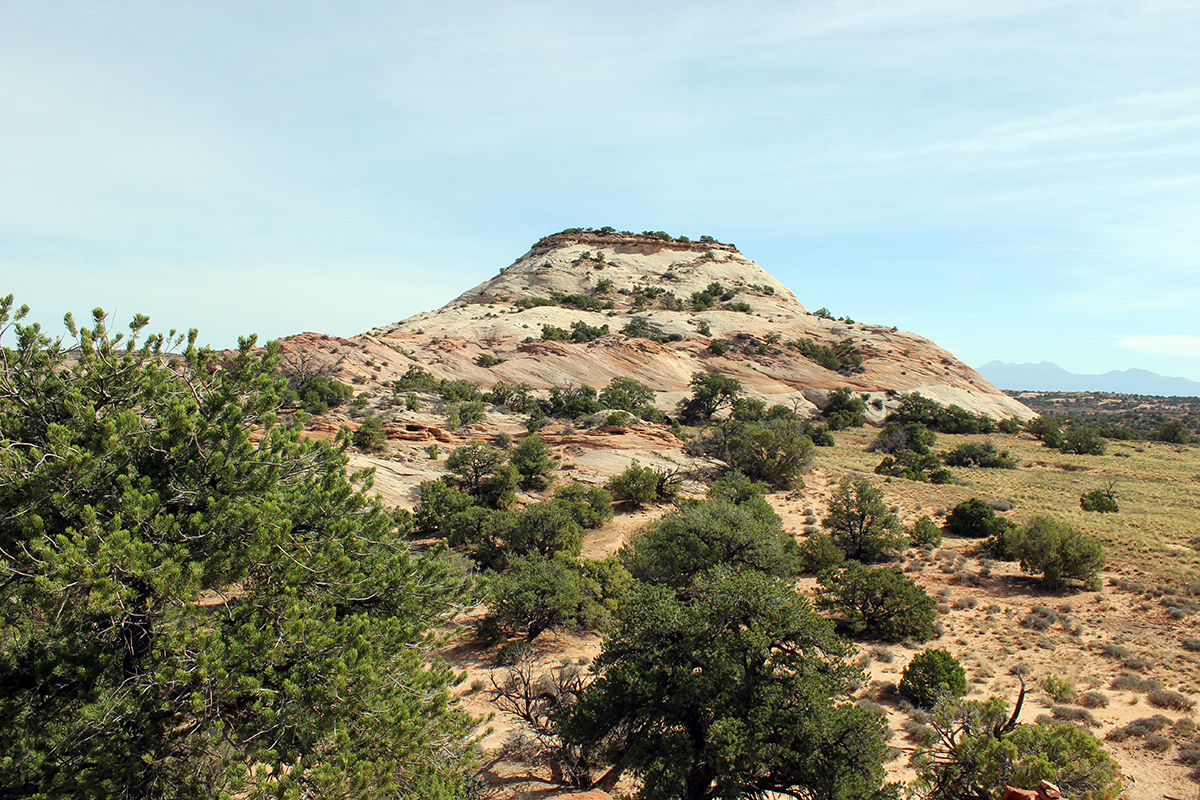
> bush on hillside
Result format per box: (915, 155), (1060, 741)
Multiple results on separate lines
(900, 649), (967, 709)
(1013, 516), (1105, 591)
(816, 561), (937, 641)
(822, 477), (906, 563)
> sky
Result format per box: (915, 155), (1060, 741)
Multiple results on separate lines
(3, 1), (1199, 382)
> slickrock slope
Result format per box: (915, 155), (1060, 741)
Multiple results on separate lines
(327, 229), (1032, 421)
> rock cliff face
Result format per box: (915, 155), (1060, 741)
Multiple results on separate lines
(288, 230), (1032, 421)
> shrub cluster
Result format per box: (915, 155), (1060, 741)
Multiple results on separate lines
(941, 441), (1016, 469)
(885, 393), (996, 434)
(786, 337), (863, 373)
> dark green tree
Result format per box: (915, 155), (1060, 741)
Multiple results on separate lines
(822, 477), (906, 562)
(509, 433), (556, 489)
(353, 414), (387, 450)
(945, 498), (1010, 539)
(486, 555), (604, 642)
(678, 372), (742, 422)
(562, 568), (893, 800)
(1061, 424), (1106, 456)
(445, 441), (516, 508)
(1154, 418), (1192, 444)
(816, 561), (936, 641)
(899, 649), (967, 709)
(599, 376), (656, 412)
(622, 495), (798, 588)
(0, 299), (475, 800)
(1012, 516), (1106, 591)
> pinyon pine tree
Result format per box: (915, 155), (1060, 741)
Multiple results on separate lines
(0, 297), (476, 800)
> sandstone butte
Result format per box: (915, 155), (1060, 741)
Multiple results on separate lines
(278, 229), (1034, 423)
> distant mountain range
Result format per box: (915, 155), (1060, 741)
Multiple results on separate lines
(977, 361), (1200, 397)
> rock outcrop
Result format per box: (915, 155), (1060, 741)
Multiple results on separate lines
(339, 229), (1031, 421)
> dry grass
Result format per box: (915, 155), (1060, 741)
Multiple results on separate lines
(825, 430), (1200, 582)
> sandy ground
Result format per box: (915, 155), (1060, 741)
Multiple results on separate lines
(450, 469), (1200, 800)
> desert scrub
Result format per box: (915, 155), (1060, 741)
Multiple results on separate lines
(1092, 641), (1133, 661)
(1110, 675), (1161, 692)
(1106, 715), (1171, 742)
(1182, 638), (1200, 652)
(1144, 734), (1173, 752)
(1051, 705), (1098, 727)
(1146, 688), (1197, 711)
(1042, 674), (1074, 703)
(1078, 691), (1109, 708)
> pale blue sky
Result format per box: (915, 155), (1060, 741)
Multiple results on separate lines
(3, 1), (1198, 380)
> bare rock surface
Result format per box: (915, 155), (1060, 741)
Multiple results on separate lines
(280, 229), (1031, 421)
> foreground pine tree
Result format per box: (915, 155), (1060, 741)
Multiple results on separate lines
(0, 297), (475, 799)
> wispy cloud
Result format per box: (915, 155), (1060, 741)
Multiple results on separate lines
(1115, 335), (1200, 359)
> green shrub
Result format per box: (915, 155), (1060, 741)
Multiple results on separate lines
(875, 449), (946, 482)
(917, 694), (1122, 800)
(1013, 516), (1105, 591)
(608, 460), (678, 507)
(1080, 489), (1118, 513)
(822, 387), (866, 428)
(445, 399), (486, 428)
(619, 317), (667, 342)
(721, 417), (814, 490)
(816, 561), (937, 641)
(622, 495), (799, 587)
(942, 441), (1015, 469)
(509, 434), (555, 489)
(439, 378), (483, 403)
(885, 393), (996, 434)
(910, 516), (942, 548)
(475, 353), (502, 367)
(785, 337), (863, 374)
(352, 415), (387, 451)
(945, 499), (1009, 539)
(289, 375), (354, 413)
(487, 555), (604, 642)
(708, 338), (732, 356)
(997, 418), (1022, 434)
(554, 483), (614, 529)
(822, 477), (905, 563)
(900, 648), (967, 709)
(1042, 674), (1074, 703)
(869, 423), (937, 455)
(798, 534), (846, 573)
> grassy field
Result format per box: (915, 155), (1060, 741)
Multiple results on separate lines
(821, 428), (1200, 585)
